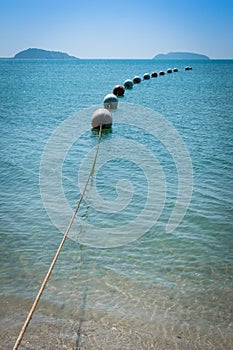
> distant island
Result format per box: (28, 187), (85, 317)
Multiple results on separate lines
(14, 48), (79, 59)
(153, 52), (210, 60)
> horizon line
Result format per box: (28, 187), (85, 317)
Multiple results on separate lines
(1, 56), (233, 60)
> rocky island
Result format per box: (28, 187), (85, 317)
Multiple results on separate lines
(153, 52), (210, 60)
(14, 48), (79, 59)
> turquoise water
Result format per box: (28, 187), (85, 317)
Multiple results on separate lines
(0, 59), (233, 349)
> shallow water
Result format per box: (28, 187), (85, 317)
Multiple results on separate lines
(0, 59), (232, 349)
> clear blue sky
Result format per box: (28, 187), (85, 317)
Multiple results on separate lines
(1, 0), (233, 58)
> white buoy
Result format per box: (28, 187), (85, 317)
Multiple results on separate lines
(103, 93), (118, 109)
(91, 108), (112, 129)
(143, 73), (150, 80)
(133, 76), (141, 84)
(124, 79), (133, 89)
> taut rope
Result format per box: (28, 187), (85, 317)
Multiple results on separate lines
(13, 125), (103, 350)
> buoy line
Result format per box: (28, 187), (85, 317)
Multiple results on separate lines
(12, 62), (193, 348)
(12, 125), (103, 350)
(109, 65), (192, 100)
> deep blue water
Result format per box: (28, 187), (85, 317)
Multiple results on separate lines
(0, 59), (233, 349)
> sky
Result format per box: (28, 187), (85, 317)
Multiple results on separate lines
(0, 0), (233, 59)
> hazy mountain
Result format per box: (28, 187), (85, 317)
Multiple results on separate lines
(153, 52), (210, 60)
(14, 48), (79, 59)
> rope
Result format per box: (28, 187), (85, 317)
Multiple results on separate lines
(13, 125), (103, 350)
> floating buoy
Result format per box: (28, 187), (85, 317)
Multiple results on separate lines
(173, 68), (178, 72)
(151, 72), (158, 78)
(133, 76), (141, 84)
(167, 68), (172, 74)
(91, 108), (112, 129)
(103, 93), (118, 109)
(185, 66), (192, 71)
(143, 73), (150, 80)
(159, 71), (165, 76)
(113, 84), (125, 97)
(124, 79), (133, 90)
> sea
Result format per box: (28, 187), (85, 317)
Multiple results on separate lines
(0, 59), (232, 349)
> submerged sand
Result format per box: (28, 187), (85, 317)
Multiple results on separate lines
(1, 296), (232, 350)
